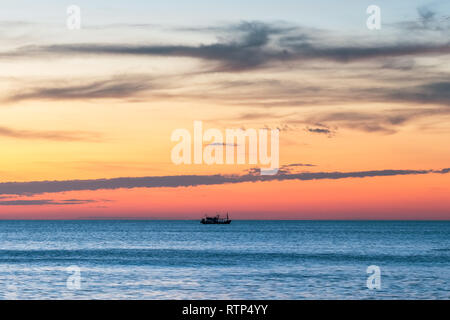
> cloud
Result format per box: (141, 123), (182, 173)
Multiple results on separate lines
(396, 5), (450, 32)
(202, 77), (450, 112)
(0, 168), (447, 196)
(207, 142), (239, 147)
(12, 40), (449, 70)
(0, 199), (99, 206)
(3, 21), (449, 72)
(277, 163), (316, 174)
(249, 163), (316, 175)
(1, 20), (449, 135)
(237, 111), (284, 120)
(211, 80), (450, 135)
(436, 168), (450, 174)
(301, 105), (450, 134)
(389, 81), (450, 106)
(0, 126), (101, 141)
(5, 76), (154, 103)
(306, 127), (334, 135)
(222, 80), (450, 135)
(282, 163), (316, 167)
(2, 20), (449, 122)
(3, 22), (288, 72)
(284, 42), (450, 63)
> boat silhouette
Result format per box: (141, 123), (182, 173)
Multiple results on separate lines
(200, 213), (231, 224)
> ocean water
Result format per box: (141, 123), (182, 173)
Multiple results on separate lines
(0, 220), (448, 300)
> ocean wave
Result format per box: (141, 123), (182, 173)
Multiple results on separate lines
(0, 249), (448, 266)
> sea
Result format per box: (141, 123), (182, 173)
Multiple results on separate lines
(0, 220), (448, 299)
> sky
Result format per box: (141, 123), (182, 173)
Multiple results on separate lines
(0, 1), (449, 219)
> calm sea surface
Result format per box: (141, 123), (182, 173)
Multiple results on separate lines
(0, 220), (448, 299)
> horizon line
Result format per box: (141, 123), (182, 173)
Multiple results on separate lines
(0, 218), (449, 221)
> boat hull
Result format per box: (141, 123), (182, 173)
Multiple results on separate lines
(200, 220), (231, 224)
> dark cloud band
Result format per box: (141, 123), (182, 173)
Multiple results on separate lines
(0, 199), (97, 205)
(0, 168), (448, 196)
(3, 20), (449, 72)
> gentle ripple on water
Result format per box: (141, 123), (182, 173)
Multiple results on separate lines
(0, 220), (449, 299)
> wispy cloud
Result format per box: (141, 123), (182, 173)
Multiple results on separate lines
(306, 126), (334, 136)
(8, 38), (449, 70)
(282, 163), (316, 168)
(395, 5), (450, 32)
(1, 18), (449, 136)
(206, 142), (239, 147)
(389, 81), (450, 106)
(0, 126), (101, 141)
(302, 105), (450, 134)
(277, 163), (316, 174)
(0, 199), (99, 206)
(5, 75), (154, 103)
(3, 21), (449, 72)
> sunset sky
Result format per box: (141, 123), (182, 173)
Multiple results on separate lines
(0, 0), (449, 219)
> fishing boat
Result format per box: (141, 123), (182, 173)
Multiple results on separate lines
(200, 213), (231, 224)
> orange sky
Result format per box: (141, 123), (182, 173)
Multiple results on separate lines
(0, 2), (449, 219)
